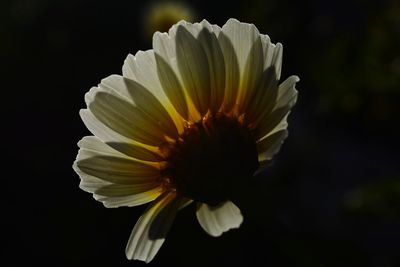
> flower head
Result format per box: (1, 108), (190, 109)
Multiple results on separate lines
(73, 18), (299, 263)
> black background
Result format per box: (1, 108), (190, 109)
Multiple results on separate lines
(3, 0), (400, 266)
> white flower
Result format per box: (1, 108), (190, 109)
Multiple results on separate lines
(73, 18), (299, 263)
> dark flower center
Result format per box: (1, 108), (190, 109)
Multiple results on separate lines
(161, 113), (259, 206)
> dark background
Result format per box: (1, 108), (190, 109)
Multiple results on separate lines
(2, 0), (400, 266)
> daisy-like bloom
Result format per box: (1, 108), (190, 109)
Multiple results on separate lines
(73, 19), (299, 263)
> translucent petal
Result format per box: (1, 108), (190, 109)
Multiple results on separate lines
(175, 25), (211, 116)
(125, 191), (183, 263)
(245, 39), (282, 122)
(78, 133), (161, 163)
(275, 75), (300, 109)
(196, 201), (243, 237)
(88, 91), (168, 146)
(260, 36), (283, 79)
(77, 136), (125, 157)
(74, 136), (162, 207)
(88, 74), (178, 138)
(179, 20), (226, 113)
(153, 26), (189, 120)
(105, 142), (163, 162)
(122, 50), (185, 133)
(80, 109), (132, 144)
(75, 151), (160, 185)
(123, 77), (178, 138)
(217, 29), (240, 112)
(94, 187), (162, 208)
(245, 66), (278, 123)
(254, 75), (299, 139)
(220, 19), (264, 111)
(196, 21), (225, 112)
(257, 129), (288, 161)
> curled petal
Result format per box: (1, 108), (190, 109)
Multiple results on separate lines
(125, 192), (189, 263)
(196, 201), (243, 237)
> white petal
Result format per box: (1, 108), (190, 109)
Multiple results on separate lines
(122, 50), (185, 133)
(76, 153), (160, 185)
(196, 20), (225, 112)
(77, 136), (124, 157)
(80, 109), (132, 144)
(220, 19), (264, 111)
(153, 23), (182, 78)
(275, 75), (300, 109)
(245, 38), (282, 122)
(126, 191), (183, 263)
(87, 91), (168, 146)
(88, 74), (178, 138)
(260, 35), (283, 79)
(177, 20), (226, 113)
(221, 19), (259, 75)
(73, 136), (163, 207)
(153, 25), (189, 120)
(257, 129), (288, 162)
(245, 66), (278, 123)
(217, 25), (240, 112)
(94, 187), (163, 208)
(123, 77), (179, 138)
(105, 142), (163, 162)
(75, 137), (161, 185)
(74, 162), (162, 208)
(196, 201), (243, 237)
(254, 75), (299, 139)
(78, 135), (161, 162)
(175, 25), (211, 116)
(75, 148), (160, 186)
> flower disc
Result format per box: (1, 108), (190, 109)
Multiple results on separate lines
(161, 114), (259, 206)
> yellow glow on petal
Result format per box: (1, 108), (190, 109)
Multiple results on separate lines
(187, 97), (202, 123)
(164, 105), (185, 134)
(145, 186), (165, 199)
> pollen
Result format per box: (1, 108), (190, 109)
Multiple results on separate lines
(160, 113), (259, 206)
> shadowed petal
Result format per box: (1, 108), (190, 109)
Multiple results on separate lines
(260, 35), (283, 79)
(254, 75), (299, 139)
(196, 201), (243, 237)
(80, 109), (132, 144)
(220, 19), (264, 112)
(197, 21), (225, 112)
(154, 53), (189, 120)
(245, 40), (282, 122)
(239, 35), (264, 114)
(245, 66), (278, 123)
(76, 154), (160, 185)
(126, 191), (185, 263)
(257, 129), (288, 162)
(122, 50), (185, 133)
(94, 186), (163, 208)
(217, 31), (239, 112)
(123, 77), (178, 138)
(86, 75), (179, 140)
(74, 136), (163, 207)
(88, 91), (168, 146)
(175, 25), (211, 116)
(153, 25), (190, 120)
(105, 142), (163, 162)
(181, 20), (225, 113)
